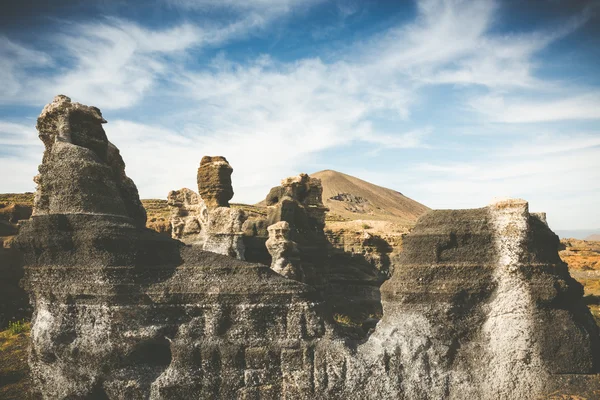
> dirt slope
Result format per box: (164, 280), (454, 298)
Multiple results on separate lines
(310, 170), (429, 225)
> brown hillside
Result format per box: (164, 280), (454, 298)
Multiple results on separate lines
(310, 170), (429, 225)
(585, 234), (600, 241)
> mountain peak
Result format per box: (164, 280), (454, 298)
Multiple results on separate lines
(310, 170), (428, 225)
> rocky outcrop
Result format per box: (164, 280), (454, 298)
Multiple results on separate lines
(197, 156), (234, 209)
(263, 174), (330, 289)
(168, 188), (207, 243)
(15, 96), (600, 400)
(266, 221), (303, 281)
(325, 226), (397, 322)
(168, 180), (246, 260)
(16, 97), (327, 399)
(356, 199), (600, 399)
(33, 95), (146, 227)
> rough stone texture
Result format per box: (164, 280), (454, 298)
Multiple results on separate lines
(263, 174), (330, 290)
(33, 95), (146, 228)
(15, 97), (600, 400)
(266, 221), (304, 281)
(241, 217), (271, 265)
(325, 227), (394, 322)
(355, 199), (600, 399)
(168, 188), (208, 243)
(197, 156), (234, 209)
(168, 187), (246, 260)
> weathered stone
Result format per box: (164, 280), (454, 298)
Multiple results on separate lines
(16, 97), (326, 400)
(168, 186), (246, 260)
(203, 206), (246, 260)
(263, 173), (330, 290)
(33, 95), (146, 227)
(197, 156), (234, 209)
(265, 173), (327, 232)
(14, 97), (600, 400)
(168, 188), (208, 244)
(266, 221), (303, 281)
(358, 199), (600, 399)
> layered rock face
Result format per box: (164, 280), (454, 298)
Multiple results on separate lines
(16, 96), (599, 399)
(263, 174), (330, 289)
(16, 97), (327, 399)
(357, 199), (600, 399)
(33, 95), (146, 227)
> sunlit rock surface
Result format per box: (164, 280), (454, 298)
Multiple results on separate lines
(15, 96), (600, 399)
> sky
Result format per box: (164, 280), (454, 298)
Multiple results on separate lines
(1, 0), (599, 231)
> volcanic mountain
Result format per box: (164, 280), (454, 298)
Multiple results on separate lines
(310, 170), (429, 225)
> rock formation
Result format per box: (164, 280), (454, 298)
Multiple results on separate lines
(266, 221), (304, 281)
(168, 188), (208, 243)
(197, 156), (234, 209)
(15, 96), (600, 399)
(168, 161), (246, 260)
(263, 173), (330, 289)
(33, 95), (146, 227)
(355, 199), (600, 399)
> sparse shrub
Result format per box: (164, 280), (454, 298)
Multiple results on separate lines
(333, 314), (361, 327)
(7, 319), (30, 335)
(361, 223), (372, 230)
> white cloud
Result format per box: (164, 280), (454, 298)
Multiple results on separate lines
(0, 121), (42, 193)
(1, 0), (599, 230)
(469, 93), (600, 123)
(0, 121), (40, 147)
(406, 136), (600, 229)
(0, 12), (289, 110)
(499, 133), (600, 157)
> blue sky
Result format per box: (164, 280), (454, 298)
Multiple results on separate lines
(1, 0), (599, 230)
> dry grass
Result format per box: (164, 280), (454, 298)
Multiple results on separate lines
(559, 239), (600, 326)
(141, 199), (170, 220)
(231, 203), (267, 219)
(0, 193), (34, 208)
(0, 323), (36, 399)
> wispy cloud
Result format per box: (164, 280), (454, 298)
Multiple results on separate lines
(163, 0), (325, 15)
(407, 133), (600, 229)
(0, 13), (285, 109)
(469, 92), (600, 123)
(0, 0), (598, 229)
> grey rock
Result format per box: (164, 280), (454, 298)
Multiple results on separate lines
(15, 97), (599, 400)
(168, 186), (246, 259)
(266, 221), (304, 281)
